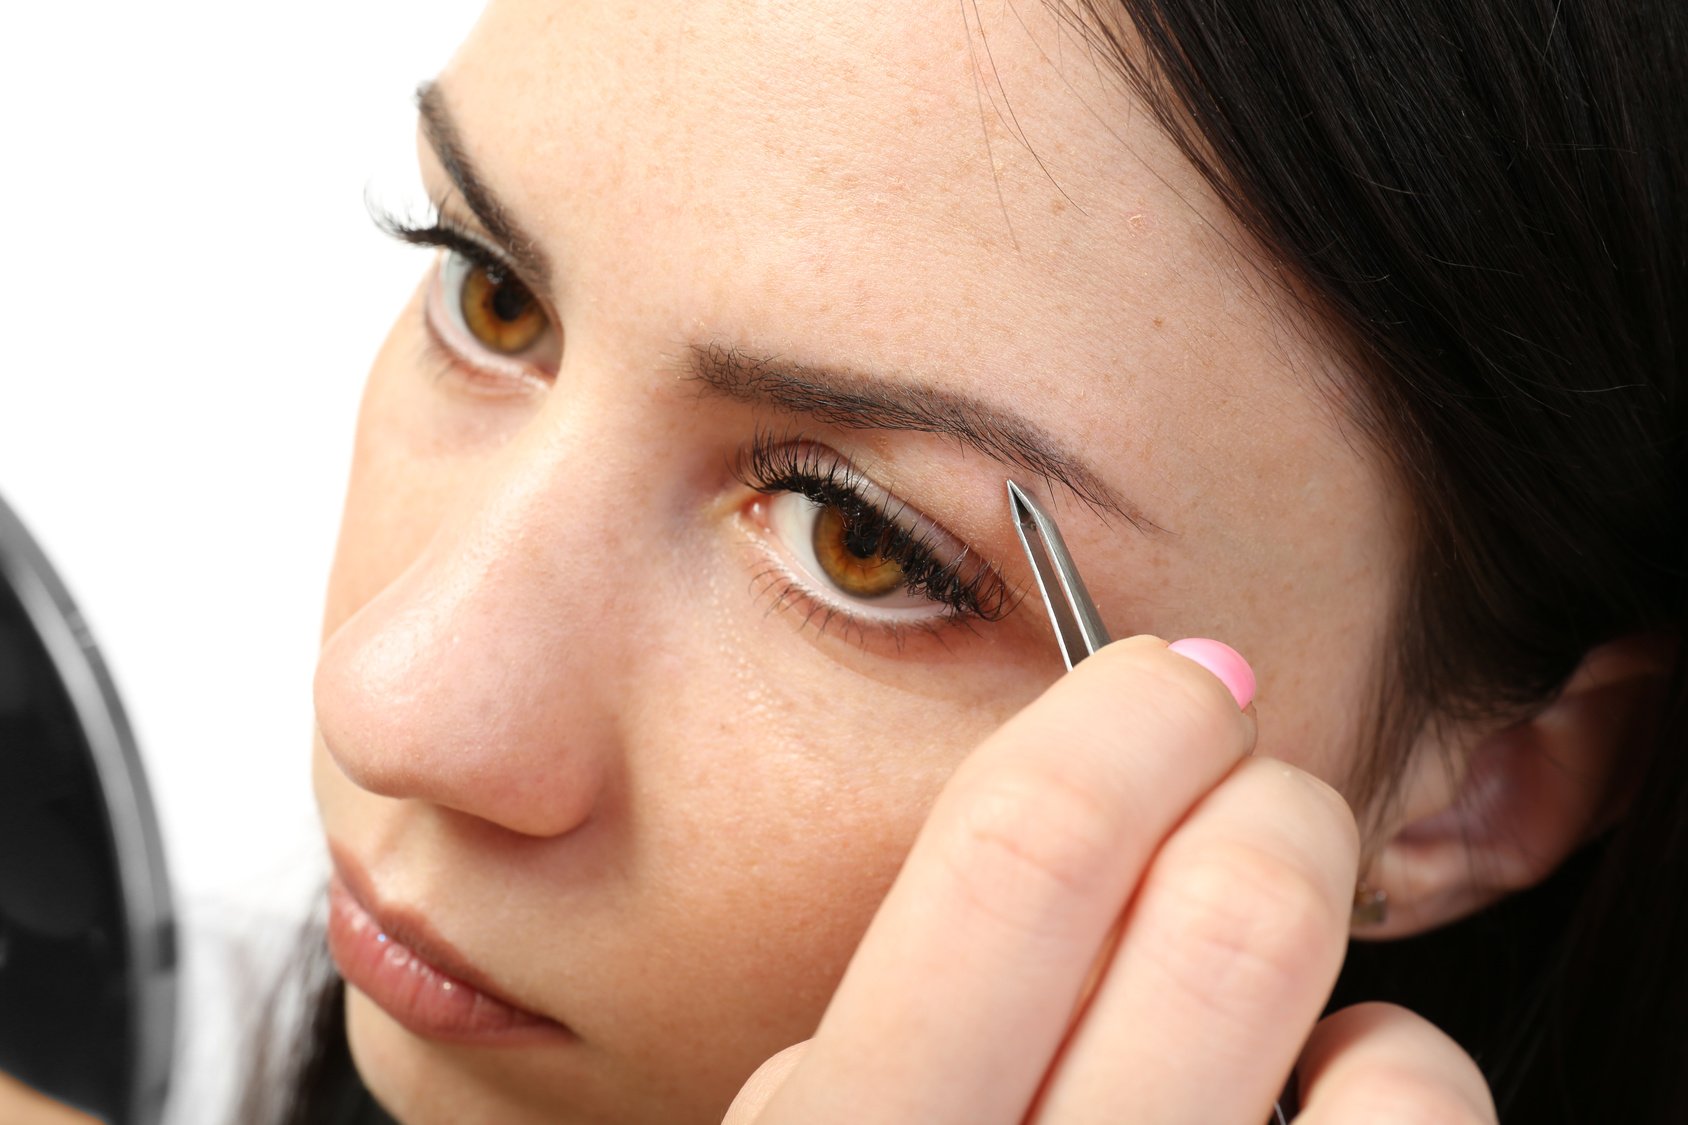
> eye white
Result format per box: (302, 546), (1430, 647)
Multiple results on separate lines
(436, 250), (480, 340)
(764, 492), (947, 621)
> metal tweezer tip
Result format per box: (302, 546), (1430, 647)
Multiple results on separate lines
(1006, 480), (1111, 670)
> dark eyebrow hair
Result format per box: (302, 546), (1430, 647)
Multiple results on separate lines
(412, 84), (1141, 529)
(415, 80), (554, 289)
(688, 343), (1148, 527)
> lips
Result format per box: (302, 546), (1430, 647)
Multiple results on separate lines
(326, 856), (573, 1046)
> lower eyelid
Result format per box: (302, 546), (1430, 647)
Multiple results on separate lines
(745, 556), (962, 654)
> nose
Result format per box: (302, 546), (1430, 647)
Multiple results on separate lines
(313, 430), (631, 838)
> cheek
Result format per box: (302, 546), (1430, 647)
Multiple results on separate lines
(310, 334), (1058, 1116)
(554, 598), (1044, 1078)
(345, 991), (573, 1125)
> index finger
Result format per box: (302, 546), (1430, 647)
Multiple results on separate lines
(762, 635), (1256, 1125)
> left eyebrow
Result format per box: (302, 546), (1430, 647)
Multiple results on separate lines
(416, 80), (554, 290)
(687, 343), (1150, 528)
(414, 84), (1144, 531)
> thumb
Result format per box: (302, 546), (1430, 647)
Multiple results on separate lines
(721, 1041), (812, 1124)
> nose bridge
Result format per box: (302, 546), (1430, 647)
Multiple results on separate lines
(315, 425), (632, 838)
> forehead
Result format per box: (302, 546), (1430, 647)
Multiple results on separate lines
(441, 0), (1299, 454)
(422, 0), (1407, 784)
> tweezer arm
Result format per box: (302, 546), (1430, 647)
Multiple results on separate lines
(1007, 480), (1111, 670)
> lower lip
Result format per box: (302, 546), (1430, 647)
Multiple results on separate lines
(326, 878), (571, 1045)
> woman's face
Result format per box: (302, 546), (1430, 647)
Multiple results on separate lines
(311, 1), (1406, 1120)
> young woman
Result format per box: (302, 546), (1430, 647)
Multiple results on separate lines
(283, 0), (1686, 1121)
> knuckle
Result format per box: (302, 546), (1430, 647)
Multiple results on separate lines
(940, 770), (1121, 922)
(1143, 839), (1343, 1020)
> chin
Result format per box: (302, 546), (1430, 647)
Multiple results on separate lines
(346, 988), (571, 1125)
(344, 987), (740, 1125)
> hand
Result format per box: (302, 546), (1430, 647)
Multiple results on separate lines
(723, 636), (1496, 1123)
(0, 1072), (100, 1125)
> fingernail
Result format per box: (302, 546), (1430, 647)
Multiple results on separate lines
(1167, 638), (1255, 709)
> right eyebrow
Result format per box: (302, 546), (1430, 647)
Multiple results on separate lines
(416, 80), (555, 290)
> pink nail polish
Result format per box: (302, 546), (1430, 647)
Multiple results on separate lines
(1167, 638), (1255, 710)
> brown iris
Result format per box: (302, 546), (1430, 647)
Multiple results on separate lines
(459, 263), (548, 354)
(812, 504), (907, 597)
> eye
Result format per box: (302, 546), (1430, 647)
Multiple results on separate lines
(766, 492), (935, 614)
(735, 436), (1013, 633)
(425, 247), (561, 383)
(812, 502), (908, 597)
(451, 252), (547, 354)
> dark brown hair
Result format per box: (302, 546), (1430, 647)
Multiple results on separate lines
(270, 1), (1685, 1118)
(1059, 0), (1686, 1117)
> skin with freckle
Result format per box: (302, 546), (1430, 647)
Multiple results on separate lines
(310, 1), (1408, 1121)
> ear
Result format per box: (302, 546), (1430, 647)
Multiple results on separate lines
(1354, 634), (1674, 939)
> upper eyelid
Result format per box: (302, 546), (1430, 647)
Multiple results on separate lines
(737, 438), (1010, 605)
(373, 191), (550, 284)
(376, 206), (517, 274)
(414, 82), (556, 289)
(374, 204), (564, 332)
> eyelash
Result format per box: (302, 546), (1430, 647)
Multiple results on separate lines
(374, 206), (1013, 642)
(373, 203), (510, 279)
(371, 201), (506, 273)
(735, 434), (1013, 630)
(371, 202), (557, 387)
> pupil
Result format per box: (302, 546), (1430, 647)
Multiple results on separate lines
(842, 518), (883, 560)
(490, 281), (531, 323)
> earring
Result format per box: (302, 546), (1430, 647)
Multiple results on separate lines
(1352, 880), (1389, 927)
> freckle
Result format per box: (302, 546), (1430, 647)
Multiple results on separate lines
(1153, 316), (1165, 328)
(1050, 198), (1068, 215)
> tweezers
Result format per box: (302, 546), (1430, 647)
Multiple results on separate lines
(1007, 480), (1111, 670)
(1006, 479), (1293, 1125)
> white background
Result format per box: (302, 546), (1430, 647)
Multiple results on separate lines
(0, 2), (484, 921)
